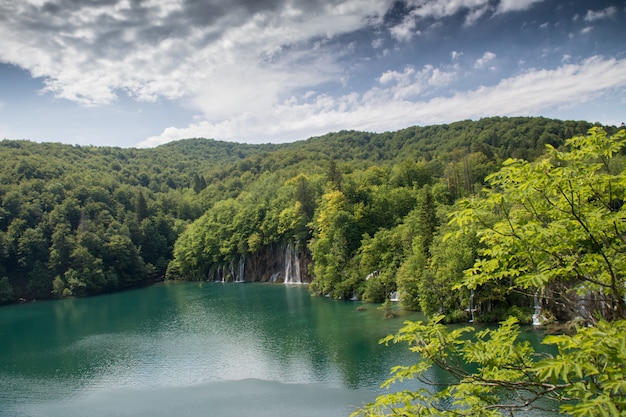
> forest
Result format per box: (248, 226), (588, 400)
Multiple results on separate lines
(0, 116), (622, 326)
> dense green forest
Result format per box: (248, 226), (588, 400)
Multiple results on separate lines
(0, 116), (620, 325)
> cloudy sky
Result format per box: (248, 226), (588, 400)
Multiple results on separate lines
(0, 0), (625, 148)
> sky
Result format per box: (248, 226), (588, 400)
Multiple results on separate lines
(0, 0), (625, 148)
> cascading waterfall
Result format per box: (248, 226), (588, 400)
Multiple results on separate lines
(284, 244), (292, 282)
(293, 246), (301, 282)
(576, 290), (596, 322)
(209, 259), (245, 282)
(236, 257), (245, 283)
(284, 243), (302, 284)
(365, 271), (379, 281)
(229, 261), (236, 282)
(466, 290), (476, 323)
(532, 291), (542, 326)
(206, 241), (310, 284)
(210, 265), (225, 283)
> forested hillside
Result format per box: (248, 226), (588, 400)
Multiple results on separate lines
(0, 117), (618, 325)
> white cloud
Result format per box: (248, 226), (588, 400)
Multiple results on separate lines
(429, 68), (457, 86)
(399, 0), (544, 20)
(377, 64), (458, 100)
(388, 0), (546, 40)
(497, 0), (544, 13)
(581, 26), (594, 35)
(584, 6), (618, 22)
(138, 56), (626, 147)
(379, 67), (414, 85)
(0, 0), (393, 108)
(464, 4), (491, 26)
(2, 0), (621, 149)
(399, 0), (546, 20)
(389, 15), (418, 41)
(388, 0), (494, 38)
(1, 0), (552, 121)
(473, 51), (496, 69)
(405, 0), (490, 19)
(371, 38), (384, 49)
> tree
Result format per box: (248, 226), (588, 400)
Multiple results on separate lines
(417, 227), (478, 321)
(326, 159), (343, 191)
(292, 174), (316, 218)
(450, 127), (626, 323)
(136, 190), (149, 222)
(353, 316), (626, 417)
(49, 222), (73, 274)
(357, 229), (405, 303)
(309, 190), (358, 298)
(353, 128), (626, 417)
(192, 173), (207, 193)
(0, 277), (14, 304)
(416, 185), (438, 257)
(390, 159), (431, 188)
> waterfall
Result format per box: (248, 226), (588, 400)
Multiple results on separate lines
(365, 271), (379, 281)
(576, 290), (592, 322)
(466, 290), (476, 323)
(210, 259), (245, 283)
(228, 261), (236, 283)
(284, 243), (302, 284)
(284, 244), (292, 282)
(532, 291), (542, 326)
(235, 257), (245, 283)
(210, 265), (221, 282)
(293, 245), (301, 282)
(205, 241), (310, 284)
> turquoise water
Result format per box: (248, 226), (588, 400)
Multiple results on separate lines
(0, 282), (428, 417)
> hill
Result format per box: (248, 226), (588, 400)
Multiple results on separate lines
(0, 117), (613, 313)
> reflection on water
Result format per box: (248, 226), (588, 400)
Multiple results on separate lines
(0, 282), (424, 417)
(0, 282), (551, 417)
(17, 379), (376, 417)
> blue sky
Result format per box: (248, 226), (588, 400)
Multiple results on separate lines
(0, 0), (625, 148)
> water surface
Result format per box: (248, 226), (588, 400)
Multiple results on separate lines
(1, 282), (428, 417)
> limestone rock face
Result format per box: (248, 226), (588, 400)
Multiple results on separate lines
(207, 243), (313, 283)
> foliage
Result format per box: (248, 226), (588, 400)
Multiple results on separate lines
(4, 118), (623, 417)
(449, 127), (626, 322)
(352, 316), (626, 417)
(0, 277), (14, 304)
(353, 127), (626, 417)
(357, 229), (405, 303)
(309, 189), (359, 297)
(0, 117), (608, 304)
(417, 224), (479, 320)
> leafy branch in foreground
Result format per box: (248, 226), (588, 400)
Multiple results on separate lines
(354, 128), (626, 417)
(352, 316), (626, 417)
(449, 127), (626, 323)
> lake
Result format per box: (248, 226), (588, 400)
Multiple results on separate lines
(0, 282), (430, 417)
(0, 281), (550, 417)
